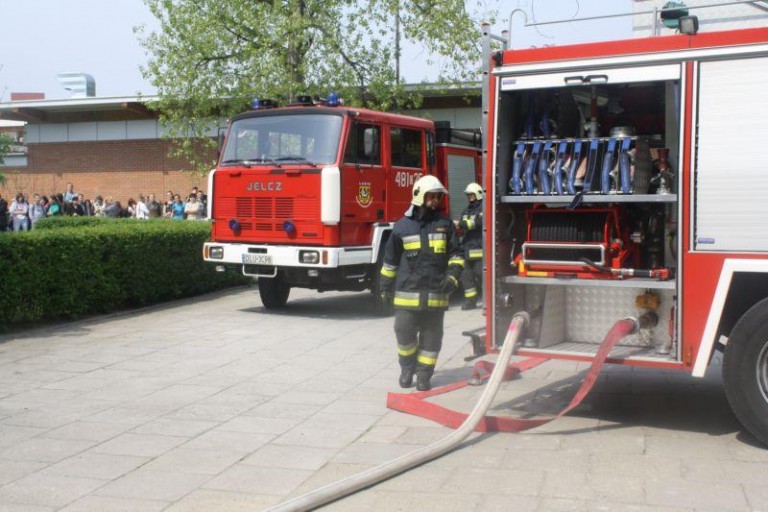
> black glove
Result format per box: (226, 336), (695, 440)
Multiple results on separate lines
(439, 275), (458, 294)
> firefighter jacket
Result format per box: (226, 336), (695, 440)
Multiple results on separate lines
(379, 208), (464, 310)
(458, 200), (483, 260)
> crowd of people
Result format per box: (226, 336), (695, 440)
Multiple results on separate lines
(0, 183), (209, 232)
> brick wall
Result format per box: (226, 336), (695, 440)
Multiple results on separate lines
(1, 139), (217, 202)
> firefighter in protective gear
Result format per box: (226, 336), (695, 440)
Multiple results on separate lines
(379, 175), (465, 391)
(457, 182), (483, 310)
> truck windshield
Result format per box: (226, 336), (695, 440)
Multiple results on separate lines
(221, 114), (343, 166)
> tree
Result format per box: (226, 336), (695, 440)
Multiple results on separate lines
(0, 133), (13, 186)
(137, 0), (491, 172)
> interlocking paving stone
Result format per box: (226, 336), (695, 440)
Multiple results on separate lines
(645, 478), (749, 510)
(0, 438), (95, 464)
(180, 429), (274, 453)
(0, 287), (763, 511)
(58, 495), (169, 512)
(163, 489), (280, 511)
(241, 444), (338, 471)
(0, 473), (107, 508)
(140, 447), (245, 475)
(0, 460), (48, 486)
(41, 452), (149, 480)
(203, 464), (313, 496)
(91, 433), (188, 457)
(92, 469), (209, 502)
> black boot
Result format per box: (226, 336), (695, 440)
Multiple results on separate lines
(399, 367), (415, 388)
(416, 371), (432, 391)
(461, 299), (477, 311)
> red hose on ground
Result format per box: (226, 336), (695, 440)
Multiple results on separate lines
(387, 318), (637, 432)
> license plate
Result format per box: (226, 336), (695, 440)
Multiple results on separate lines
(242, 253), (272, 265)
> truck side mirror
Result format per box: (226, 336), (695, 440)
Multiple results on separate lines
(363, 127), (378, 159)
(217, 127), (226, 157)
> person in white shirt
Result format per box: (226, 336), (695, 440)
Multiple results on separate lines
(135, 195), (150, 220)
(184, 193), (202, 220)
(63, 183), (77, 203)
(28, 194), (47, 228)
(9, 193), (29, 232)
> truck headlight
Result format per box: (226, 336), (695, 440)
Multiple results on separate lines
(209, 246), (224, 259)
(300, 250), (320, 264)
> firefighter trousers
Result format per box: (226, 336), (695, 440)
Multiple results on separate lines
(394, 309), (445, 377)
(461, 258), (483, 304)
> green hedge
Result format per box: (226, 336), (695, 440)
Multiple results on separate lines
(0, 219), (248, 330)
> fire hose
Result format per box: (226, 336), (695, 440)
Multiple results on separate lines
(267, 312), (656, 512)
(580, 257), (670, 280)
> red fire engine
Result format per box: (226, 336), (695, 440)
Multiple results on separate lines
(483, 25), (768, 444)
(203, 95), (480, 311)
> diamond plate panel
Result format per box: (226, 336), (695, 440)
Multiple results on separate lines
(565, 287), (674, 348)
(539, 287), (567, 349)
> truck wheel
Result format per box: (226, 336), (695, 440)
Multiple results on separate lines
(723, 297), (768, 446)
(258, 274), (290, 309)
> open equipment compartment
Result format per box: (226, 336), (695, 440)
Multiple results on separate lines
(492, 62), (682, 364)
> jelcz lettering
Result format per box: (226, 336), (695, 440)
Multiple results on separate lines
(247, 182), (283, 192)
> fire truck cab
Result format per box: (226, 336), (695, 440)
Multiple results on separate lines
(485, 27), (768, 444)
(204, 96), (480, 311)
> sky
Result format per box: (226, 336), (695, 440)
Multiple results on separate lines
(0, 0), (632, 101)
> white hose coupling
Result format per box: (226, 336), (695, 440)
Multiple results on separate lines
(513, 311), (531, 329)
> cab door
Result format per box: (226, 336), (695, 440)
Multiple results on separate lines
(340, 120), (385, 245)
(388, 126), (427, 220)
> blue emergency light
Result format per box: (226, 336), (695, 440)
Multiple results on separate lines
(283, 220), (297, 236)
(251, 98), (276, 110)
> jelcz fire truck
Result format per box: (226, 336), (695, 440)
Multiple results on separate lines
(484, 26), (768, 445)
(203, 95), (480, 310)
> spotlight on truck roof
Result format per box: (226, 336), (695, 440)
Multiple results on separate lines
(679, 15), (699, 35)
(296, 95), (314, 105)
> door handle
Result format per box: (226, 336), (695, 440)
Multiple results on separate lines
(564, 75), (584, 85)
(584, 74), (608, 84)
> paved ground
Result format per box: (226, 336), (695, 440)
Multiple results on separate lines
(0, 286), (767, 512)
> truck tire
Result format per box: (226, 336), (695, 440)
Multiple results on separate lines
(723, 297), (768, 447)
(258, 274), (290, 309)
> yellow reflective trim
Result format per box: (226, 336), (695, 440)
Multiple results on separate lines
(394, 297), (420, 307)
(449, 257), (465, 268)
(403, 241), (421, 251)
(398, 345), (418, 356)
(427, 297), (449, 308)
(464, 287), (478, 298)
(465, 218), (475, 230)
(380, 268), (396, 278)
(468, 249), (483, 259)
(429, 239), (447, 253)
(417, 354), (437, 366)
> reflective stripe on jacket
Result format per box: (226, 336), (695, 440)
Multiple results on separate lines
(379, 208), (464, 311)
(458, 200), (483, 259)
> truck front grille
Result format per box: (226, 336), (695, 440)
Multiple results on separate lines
(219, 196), (317, 233)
